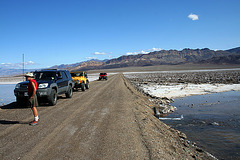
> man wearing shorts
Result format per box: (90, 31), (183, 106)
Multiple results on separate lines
(25, 72), (40, 126)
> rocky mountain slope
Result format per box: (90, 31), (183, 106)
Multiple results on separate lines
(103, 47), (240, 68)
(50, 59), (106, 71)
(49, 59), (108, 70)
(68, 47), (240, 71)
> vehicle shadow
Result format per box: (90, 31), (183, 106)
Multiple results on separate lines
(73, 89), (86, 92)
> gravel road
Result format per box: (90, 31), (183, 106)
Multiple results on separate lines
(0, 74), (214, 160)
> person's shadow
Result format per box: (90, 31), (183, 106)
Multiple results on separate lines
(0, 102), (30, 125)
(0, 120), (29, 125)
(0, 120), (19, 124)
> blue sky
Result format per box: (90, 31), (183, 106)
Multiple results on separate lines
(0, 0), (240, 69)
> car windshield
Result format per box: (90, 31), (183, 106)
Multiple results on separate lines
(71, 72), (83, 77)
(34, 72), (56, 80)
(100, 73), (106, 75)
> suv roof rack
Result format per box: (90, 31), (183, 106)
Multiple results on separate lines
(41, 69), (58, 70)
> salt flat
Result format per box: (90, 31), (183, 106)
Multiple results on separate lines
(123, 68), (240, 98)
(138, 83), (240, 98)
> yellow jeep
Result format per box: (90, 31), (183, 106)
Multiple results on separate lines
(70, 71), (89, 91)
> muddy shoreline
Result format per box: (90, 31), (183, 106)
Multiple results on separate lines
(124, 69), (240, 159)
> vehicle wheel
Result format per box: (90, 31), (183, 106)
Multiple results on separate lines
(16, 97), (22, 104)
(49, 89), (57, 106)
(85, 81), (89, 89)
(16, 97), (25, 106)
(65, 86), (73, 98)
(81, 82), (85, 91)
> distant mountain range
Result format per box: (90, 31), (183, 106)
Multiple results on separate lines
(1, 47), (240, 76)
(102, 47), (240, 68)
(59, 47), (240, 71)
(0, 68), (33, 77)
(49, 59), (109, 70)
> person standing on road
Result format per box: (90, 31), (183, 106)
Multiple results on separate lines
(25, 72), (40, 126)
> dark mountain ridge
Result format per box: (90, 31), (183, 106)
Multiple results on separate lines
(226, 47), (240, 53)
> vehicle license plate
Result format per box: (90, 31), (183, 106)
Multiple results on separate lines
(24, 92), (28, 96)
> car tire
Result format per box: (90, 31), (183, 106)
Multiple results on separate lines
(16, 97), (25, 106)
(66, 86), (73, 98)
(49, 89), (57, 106)
(85, 81), (89, 89)
(81, 82), (85, 91)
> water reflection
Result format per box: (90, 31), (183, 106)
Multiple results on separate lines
(163, 91), (240, 160)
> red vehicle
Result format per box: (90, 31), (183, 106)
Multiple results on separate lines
(99, 73), (107, 80)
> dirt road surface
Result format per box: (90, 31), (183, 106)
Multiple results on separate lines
(0, 74), (213, 160)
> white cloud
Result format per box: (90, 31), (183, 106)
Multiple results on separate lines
(126, 52), (138, 55)
(0, 61), (36, 69)
(126, 47), (162, 55)
(151, 48), (162, 51)
(93, 52), (107, 55)
(188, 13), (199, 20)
(25, 61), (35, 65)
(85, 57), (97, 60)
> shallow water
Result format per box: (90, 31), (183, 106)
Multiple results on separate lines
(164, 91), (240, 159)
(0, 84), (16, 105)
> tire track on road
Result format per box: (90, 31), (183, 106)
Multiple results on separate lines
(22, 75), (120, 159)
